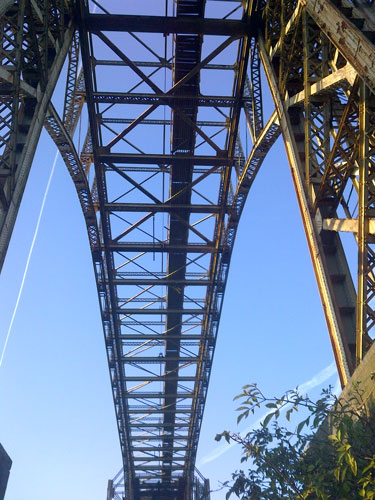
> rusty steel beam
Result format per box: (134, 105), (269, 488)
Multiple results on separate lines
(302, 0), (375, 94)
(258, 32), (351, 386)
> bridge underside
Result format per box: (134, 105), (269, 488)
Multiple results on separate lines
(0, 0), (375, 498)
(78, 1), (255, 497)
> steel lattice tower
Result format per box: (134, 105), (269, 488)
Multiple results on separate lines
(1, 0), (375, 499)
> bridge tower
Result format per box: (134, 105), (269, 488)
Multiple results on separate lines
(1, 0), (374, 498)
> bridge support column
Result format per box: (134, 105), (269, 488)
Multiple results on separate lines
(258, 32), (351, 386)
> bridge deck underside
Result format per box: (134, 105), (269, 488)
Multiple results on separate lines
(79, 1), (254, 497)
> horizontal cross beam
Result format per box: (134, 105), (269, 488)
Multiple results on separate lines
(100, 152), (231, 165)
(122, 356), (200, 362)
(128, 409), (192, 414)
(118, 308), (205, 315)
(124, 393), (194, 399)
(117, 335), (203, 340)
(131, 446), (186, 458)
(93, 91), (243, 107)
(86, 14), (253, 36)
(129, 423), (190, 428)
(133, 465), (184, 470)
(130, 436), (188, 441)
(132, 457), (186, 462)
(109, 242), (217, 253)
(124, 376), (196, 382)
(104, 203), (223, 213)
(111, 279), (211, 286)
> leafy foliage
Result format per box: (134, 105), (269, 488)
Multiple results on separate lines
(215, 383), (375, 499)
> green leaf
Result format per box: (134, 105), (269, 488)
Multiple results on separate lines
(265, 403), (277, 408)
(313, 415), (321, 428)
(334, 467), (340, 481)
(351, 458), (357, 476)
(345, 453), (352, 466)
(297, 420), (305, 434)
(363, 462), (375, 474)
(263, 412), (274, 427)
(215, 433), (222, 442)
(341, 464), (348, 481)
(237, 413), (245, 424)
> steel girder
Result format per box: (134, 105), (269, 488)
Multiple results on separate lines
(258, 0), (375, 386)
(0, 0), (75, 271)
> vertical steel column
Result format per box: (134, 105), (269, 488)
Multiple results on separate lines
(302, 10), (312, 196)
(356, 81), (375, 366)
(356, 81), (367, 366)
(258, 32), (351, 385)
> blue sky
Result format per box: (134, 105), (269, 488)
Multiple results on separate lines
(0, 2), (339, 499)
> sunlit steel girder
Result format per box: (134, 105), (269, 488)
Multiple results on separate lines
(258, 0), (375, 386)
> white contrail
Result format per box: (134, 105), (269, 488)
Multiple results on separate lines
(0, 150), (59, 369)
(298, 362), (337, 393)
(198, 361), (337, 466)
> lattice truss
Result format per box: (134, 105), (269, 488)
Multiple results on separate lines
(259, 0), (375, 385)
(0, 0), (75, 269)
(74, 1), (274, 496)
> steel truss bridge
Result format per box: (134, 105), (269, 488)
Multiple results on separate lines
(1, 0), (375, 498)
